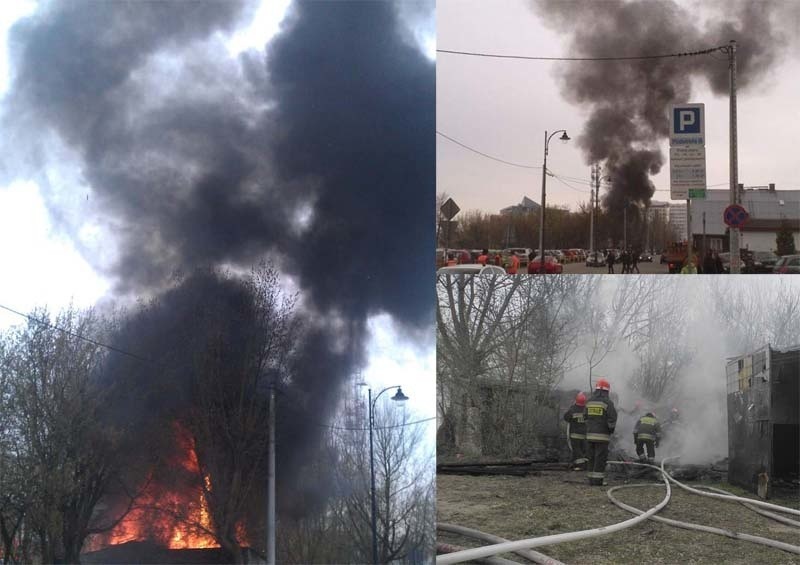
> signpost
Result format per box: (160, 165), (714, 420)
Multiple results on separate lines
(669, 103), (706, 270)
(440, 198), (461, 264)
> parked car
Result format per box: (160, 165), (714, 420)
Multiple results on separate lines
(774, 254), (800, 274)
(639, 252), (653, 262)
(528, 255), (563, 274)
(749, 251), (780, 273)
(586, 251), (606, 267)
(437, 264), (507, 276)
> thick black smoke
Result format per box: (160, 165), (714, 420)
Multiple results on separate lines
(3, 0), (433, 531)
(533, 0), (793, 211)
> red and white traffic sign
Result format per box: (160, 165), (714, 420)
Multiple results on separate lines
(723, 204), (749, 228)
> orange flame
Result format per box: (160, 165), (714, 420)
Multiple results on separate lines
(87, 423), (248, 552)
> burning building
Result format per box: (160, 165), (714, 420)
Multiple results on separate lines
(726, 344), (800, 497)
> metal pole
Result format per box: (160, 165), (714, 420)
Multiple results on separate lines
(589, 164), (595, 255)
(539, 131), (548, 273)
(369, 388), (378, 564)
(728, 39), (741, 273)
(623, 204), (627, 251)
(686, 198), (693, 271)
(267, 386), (276, 565)
(702, 211), (707, 260)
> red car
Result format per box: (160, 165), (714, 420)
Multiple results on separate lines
(527, 255), (563, 274)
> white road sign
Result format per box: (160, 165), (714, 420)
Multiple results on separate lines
(670, 145), (706, 200)
(669, 103), (705, 146)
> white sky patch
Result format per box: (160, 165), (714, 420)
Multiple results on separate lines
(360, 312), (436, 457)
(0, 0), (36, 95)
(0, 181), (109, 330)
(224, 0), (292, 56)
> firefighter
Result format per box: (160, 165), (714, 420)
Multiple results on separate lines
(633, 411), (661, 463)
(563, 392), (588, 470)
(584, 378), (617, 486)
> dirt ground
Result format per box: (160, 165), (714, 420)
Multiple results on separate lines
(437, 470), (800, 565)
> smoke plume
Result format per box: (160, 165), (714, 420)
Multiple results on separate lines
(533, 0), (793, 211)
(2, 0), (433, 530)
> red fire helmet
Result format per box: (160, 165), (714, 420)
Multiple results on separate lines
(595, 378), (610, 391)
(576, 392), (587, 407)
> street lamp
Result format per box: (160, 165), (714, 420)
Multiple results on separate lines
(539, 130), (570, 273)
(364, 385), (409, 564)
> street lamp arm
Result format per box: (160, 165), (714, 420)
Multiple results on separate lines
(371, 385), (402, 414)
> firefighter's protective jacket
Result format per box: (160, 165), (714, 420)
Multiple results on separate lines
(583, 390), (617, 442)
(634, 413), (661, 442)
(563, 403), (586, 439)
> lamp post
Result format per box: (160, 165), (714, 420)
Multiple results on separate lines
(539, 130), (570, 273)
(366, 385), (409, 564)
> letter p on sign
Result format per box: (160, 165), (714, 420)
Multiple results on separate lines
(672, 106), (702, 134)
(679, 110), (695, 131)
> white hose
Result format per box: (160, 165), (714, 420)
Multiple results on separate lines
(607, 483), (800, 555)
(693, 485), (800, 528)
(437, 523), (565, 565)
(436, 465), (672, 564)
(659, 458), (800, 517)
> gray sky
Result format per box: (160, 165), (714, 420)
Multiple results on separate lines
(437, 0), (800, 214)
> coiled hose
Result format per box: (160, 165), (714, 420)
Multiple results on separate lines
(437, 458), (800, 564)
(436, 464), (672, 564)
(437, 522), (565, 565)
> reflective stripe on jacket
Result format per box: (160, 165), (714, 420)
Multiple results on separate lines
(563, 403), (587, 437)
(634, 414), (661, 442)
(583, 391), (617, 442)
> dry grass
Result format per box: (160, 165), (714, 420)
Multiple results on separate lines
(437, 471), (800, 564)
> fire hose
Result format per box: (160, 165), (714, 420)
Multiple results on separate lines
(657, 458), (800, 517)
(437, 457), (799, 564)
(692, 485), (800, 528)
(436, 463), (673, 564)
(437, 523), (565, 565)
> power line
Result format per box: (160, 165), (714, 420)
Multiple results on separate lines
(437, 45), (726, 62)
(437, 130), (540, 169)
(551, 173), (590, 193)
(320, 416), (437, 432)
(0, 303), (154, 364)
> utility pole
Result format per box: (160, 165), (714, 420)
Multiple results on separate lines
(728, 39), (741, 273)
(267, 385), (276, 565)
(589, 164), (597, 255)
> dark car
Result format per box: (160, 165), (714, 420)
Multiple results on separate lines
(639, 252), (653, 262)
(774, 255), (800, 274)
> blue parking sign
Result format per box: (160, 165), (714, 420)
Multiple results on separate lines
(669, 103), (705, 145)
(673, 107), (700, 134)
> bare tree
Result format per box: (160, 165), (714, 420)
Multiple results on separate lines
(0, 307), (128, 564)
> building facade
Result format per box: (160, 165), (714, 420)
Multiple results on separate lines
(689, 186), (800, 254)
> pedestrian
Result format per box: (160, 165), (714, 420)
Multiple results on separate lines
(477, 249), (489, 266)
(631, 249), (640, 273)
(494, 252), (503, 267)
(446, 252), (457, 267)
(527, 251), (538, 274)
(507, 252), (520, 274)
(563, 392), (589, 471)
(584, 378), (617, 486)
(633, 411), (661, 463)
(703, 249), (717, 274)
(714, 250), (724, 274)
(606, 250), (615, 274)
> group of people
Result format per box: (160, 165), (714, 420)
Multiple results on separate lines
(605, 249), (640, 274)
(562, 380), (681, 486)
